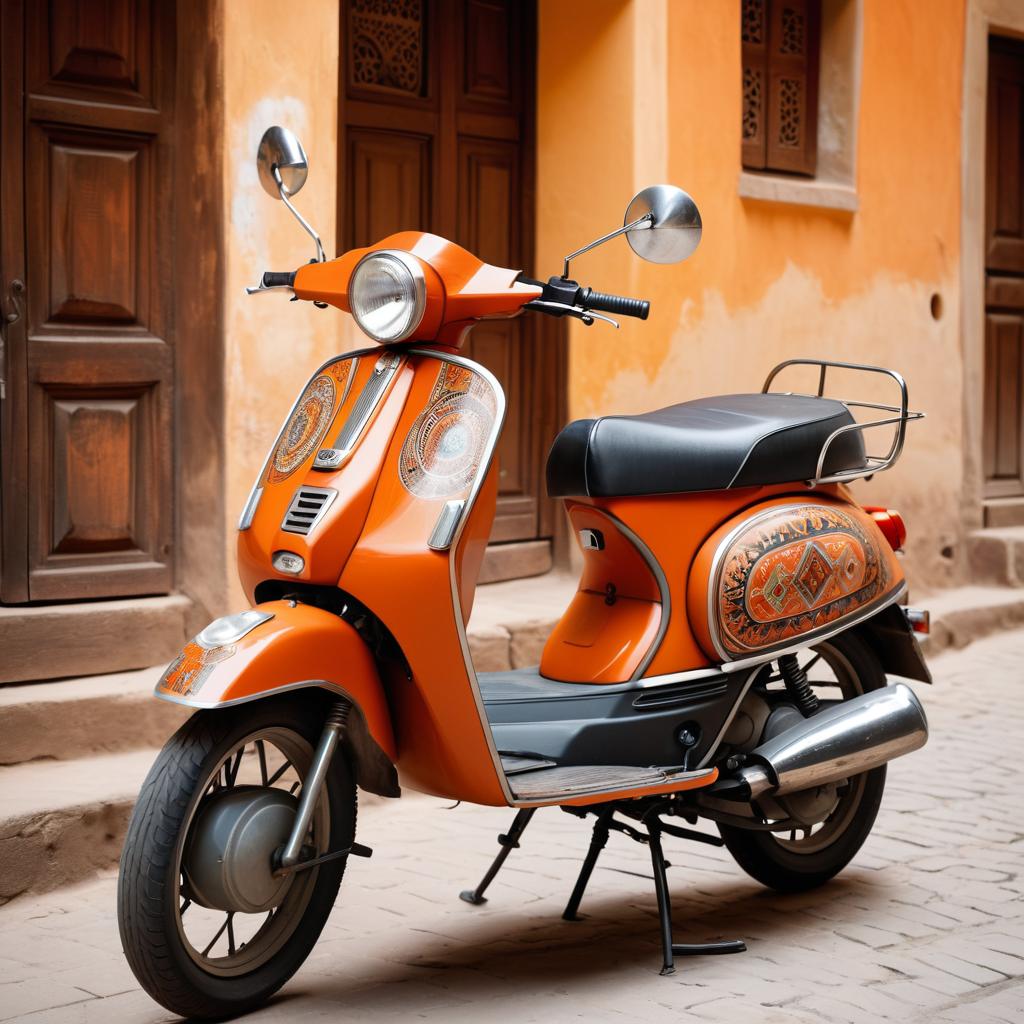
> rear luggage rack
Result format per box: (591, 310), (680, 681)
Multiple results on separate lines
(763, 359), (923, 485)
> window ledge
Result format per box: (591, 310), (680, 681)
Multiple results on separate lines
(738, 171), (859, 212)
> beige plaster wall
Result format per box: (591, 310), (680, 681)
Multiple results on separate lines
(537, 0), (967, 593)
(221, 0), (350, 609)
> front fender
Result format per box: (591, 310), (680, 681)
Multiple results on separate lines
(155, 600), (397, 762)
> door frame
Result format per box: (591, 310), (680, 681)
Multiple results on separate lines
(0, 0), (226, 675)
(961, 1), (1024, 530)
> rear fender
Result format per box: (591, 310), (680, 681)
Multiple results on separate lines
(854, 602), (932, 684)
(155, 600), (399, 795)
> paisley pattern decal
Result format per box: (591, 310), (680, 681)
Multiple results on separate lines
(158, 641), (235, 698)
(399, 361), (497, 500)
(716, 504), (900, 657)
(269, 359), (354, 483)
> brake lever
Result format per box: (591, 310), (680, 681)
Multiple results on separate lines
(523, 300), (620, 329)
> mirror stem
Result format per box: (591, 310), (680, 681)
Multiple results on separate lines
(561, 213), (652, 279)
(273, 166), (326, 263)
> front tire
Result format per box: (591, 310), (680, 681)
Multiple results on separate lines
(717, 631), (887, 893)
(117, 696), (356, 1020)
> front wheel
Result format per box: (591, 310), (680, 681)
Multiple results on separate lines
(716, 631), (887, 893)
(117, 696), (356, 1020)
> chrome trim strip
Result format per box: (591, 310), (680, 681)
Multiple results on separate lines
(237, 351), (364, 531)
(408, 348), (516, 806)
(238, 486), (264, 531)
(324, 350), (402, 462)
(428, 499), (466, 551)
(590, 509), (671, 682)
(715, 582), (908, 674)
(156, 677), (355, 711)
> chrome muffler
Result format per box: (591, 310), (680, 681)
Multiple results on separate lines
(725, 683), (928, 800)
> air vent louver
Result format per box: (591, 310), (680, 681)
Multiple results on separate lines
(281, 487), (336, 536)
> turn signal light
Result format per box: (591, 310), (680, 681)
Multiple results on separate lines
(864, 507), (907, 552)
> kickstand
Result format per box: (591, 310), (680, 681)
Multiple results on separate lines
(460, 807), (536, 905)
(646, 819), (746, 975)
(562, 805), (615, 921)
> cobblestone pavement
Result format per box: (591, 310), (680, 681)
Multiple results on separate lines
(2, 631), (1023, 1023)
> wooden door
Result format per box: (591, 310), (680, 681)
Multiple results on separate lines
(339, 0), (562, 576)
(984, 37), (1024, 518)
(0, 0), (174, 602)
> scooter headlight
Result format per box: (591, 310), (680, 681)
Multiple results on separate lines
(349, 250), (426, 343)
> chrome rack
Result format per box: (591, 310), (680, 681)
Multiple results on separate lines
(762, 358), (924, 486)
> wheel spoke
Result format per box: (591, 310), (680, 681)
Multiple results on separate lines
(801, 652), (823, 675)
(224, 747), (244, 788)
(227, 913), (236, 956)
(201, 914), (232, 958)
(179, 896), (191, 916)
(256, 740), (269, 786)
(266, 759), (292, 787)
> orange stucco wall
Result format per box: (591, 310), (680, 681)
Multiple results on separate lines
(537, 0), (967, 590)
(217, 0), (968, 610)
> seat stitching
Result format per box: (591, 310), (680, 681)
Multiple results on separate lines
(725, 408), (855, 489)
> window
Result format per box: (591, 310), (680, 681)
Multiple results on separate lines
(742, 0), (821, 176)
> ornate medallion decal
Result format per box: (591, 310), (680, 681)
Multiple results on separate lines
(399, 361), (497, 500)
(268, 359), (354, 484)
(715, 504), (902, 657)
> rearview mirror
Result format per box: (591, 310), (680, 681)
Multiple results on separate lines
(257, 126), (309, 200)
(624, 185), (702, 264)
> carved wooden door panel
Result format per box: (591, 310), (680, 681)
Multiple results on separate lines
(983, 38), (1024, 510)
(0, 0), (174, 602)
(340, 0), (560, 571)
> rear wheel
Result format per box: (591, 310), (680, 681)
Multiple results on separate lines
(716, 631), (887, 893)
(117, 697), (356, 1019)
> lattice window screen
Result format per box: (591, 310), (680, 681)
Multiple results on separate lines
(742, 0), (820, 176)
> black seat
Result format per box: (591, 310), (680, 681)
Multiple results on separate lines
(546, 393), (866, 498)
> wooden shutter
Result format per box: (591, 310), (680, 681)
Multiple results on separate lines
(742, 0), (820, 177)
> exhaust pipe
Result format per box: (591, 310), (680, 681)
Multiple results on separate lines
(722, 683), (928, 800)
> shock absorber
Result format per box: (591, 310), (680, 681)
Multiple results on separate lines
(778, 654), (820, 718)
(278, 699), (351, 869)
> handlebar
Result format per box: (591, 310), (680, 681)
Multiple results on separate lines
(262, 270), (296, 289)
(520, 274), (650, 326)
(577, 288), (649, 320)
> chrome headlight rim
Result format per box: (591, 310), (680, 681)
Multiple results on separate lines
(349, 248), (427, 344)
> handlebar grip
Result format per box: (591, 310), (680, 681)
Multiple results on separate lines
(262, 270), (297, 288)
(578, 288), (650, 320)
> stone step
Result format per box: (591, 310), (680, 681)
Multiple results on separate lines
(965, 526), (1024, 587)
(0, 667), (190, 766)
(0, 749), (155, 903)
(0, 594), (194, 685)
(918, 585), (1024, 655)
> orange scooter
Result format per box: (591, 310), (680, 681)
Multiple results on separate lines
(118, 126), (931, 1020)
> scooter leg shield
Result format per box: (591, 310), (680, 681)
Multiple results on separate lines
(155, 600), (398, 794)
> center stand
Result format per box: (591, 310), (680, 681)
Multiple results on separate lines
(459, 797), (746, 975)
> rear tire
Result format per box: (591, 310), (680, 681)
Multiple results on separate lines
(717, 631), (887, 893)
(117, 696), (356, 1020)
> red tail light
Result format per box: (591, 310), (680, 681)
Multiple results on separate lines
(864, 506), (907, 552)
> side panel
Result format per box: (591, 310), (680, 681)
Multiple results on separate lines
(339, 352), (510, 806)
(540, 505), (663, 683)
(689, 499), (906, 662)
(236, 350), (414, 600)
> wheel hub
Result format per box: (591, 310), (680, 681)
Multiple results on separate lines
(184, 786), (297, 913)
